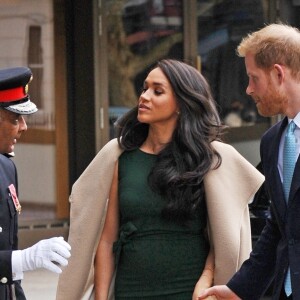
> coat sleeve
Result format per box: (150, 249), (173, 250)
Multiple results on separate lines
(56, 139), (122, 300)
(205, 141), (264, 285)
(0, 251), (13, 283)
(227, 212), (279, 300)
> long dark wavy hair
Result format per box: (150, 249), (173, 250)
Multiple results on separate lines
(116, 59), (225, 224)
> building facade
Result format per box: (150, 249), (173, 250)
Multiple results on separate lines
(0, 0), (299, 220)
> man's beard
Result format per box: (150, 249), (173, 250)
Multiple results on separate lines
(255, 82), (287, 117)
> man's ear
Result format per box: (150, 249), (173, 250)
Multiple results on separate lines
(273, 64), (285, 84)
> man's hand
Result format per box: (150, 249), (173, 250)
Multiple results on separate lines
(198, 285), (241, 300)
(21, 236), (71, 274)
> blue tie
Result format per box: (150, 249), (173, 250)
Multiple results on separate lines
(283, 121), (297, 296)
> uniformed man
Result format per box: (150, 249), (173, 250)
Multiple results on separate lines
(0, 67), (71, 299)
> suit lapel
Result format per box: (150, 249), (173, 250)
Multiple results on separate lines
(273, 117), (300, 210)
(289, 154), (300, 203)
(268, 119), (288, 218)
(286, 117), (300, 204)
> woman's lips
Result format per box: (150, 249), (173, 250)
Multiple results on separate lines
(139, 104), (150, 111)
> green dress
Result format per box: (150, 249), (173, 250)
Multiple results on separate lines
(114, 149), (209, 299)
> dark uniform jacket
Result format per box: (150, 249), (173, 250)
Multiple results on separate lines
(0, 154), (25, 299)
(228, 117), (300, 299)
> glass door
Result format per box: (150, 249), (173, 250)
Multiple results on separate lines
(197, 0), (271, 130)
(104, 0), (184, 139)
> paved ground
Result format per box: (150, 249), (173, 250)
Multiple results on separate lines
(21, 269), (272, 300)
(22, 269), (59, 300)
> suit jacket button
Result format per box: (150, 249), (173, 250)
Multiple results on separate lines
(0, 277), (8, 283)
(0, 227), (2, 232)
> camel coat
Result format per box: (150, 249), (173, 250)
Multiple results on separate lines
(56, 138), (264, 300)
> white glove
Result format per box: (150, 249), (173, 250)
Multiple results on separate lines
(21, 236), (71, 274)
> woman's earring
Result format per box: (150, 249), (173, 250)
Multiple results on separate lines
(176, 111), (180, 115)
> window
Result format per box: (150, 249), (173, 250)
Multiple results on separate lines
(197, 0), (270, 129)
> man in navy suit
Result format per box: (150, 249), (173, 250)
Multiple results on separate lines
(198, 23), (300, 300)
(0, 67), (71, 299)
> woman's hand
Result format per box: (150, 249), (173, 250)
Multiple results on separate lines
(192, 268), (215, 300)
(193, 280), (217, 299)
(197, 285), (241, 300)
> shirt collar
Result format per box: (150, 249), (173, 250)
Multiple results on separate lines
(289, 112), (300, 129)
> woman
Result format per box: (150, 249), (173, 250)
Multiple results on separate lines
(56, 60), (264, 300)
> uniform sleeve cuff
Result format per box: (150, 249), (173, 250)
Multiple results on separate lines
(11, 250), (24, 281)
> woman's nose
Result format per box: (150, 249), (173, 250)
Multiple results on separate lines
(140, 90), (151, 101)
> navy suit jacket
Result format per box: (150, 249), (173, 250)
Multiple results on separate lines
(0, 154), (25, 299)
(228, 117), (300, 299)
